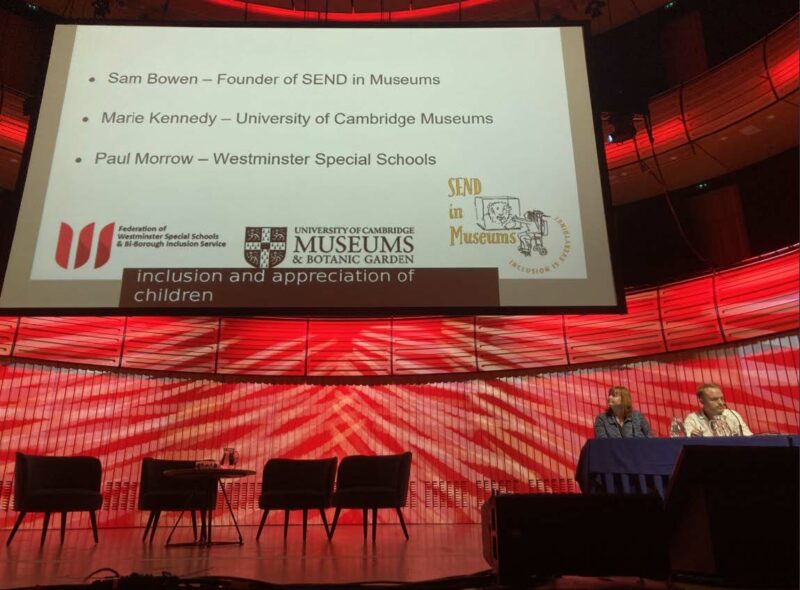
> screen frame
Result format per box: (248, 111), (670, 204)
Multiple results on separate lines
(0, 18), (626, 318)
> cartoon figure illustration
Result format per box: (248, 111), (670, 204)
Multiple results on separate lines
(486, 201), (515, 228)
(474, 196), (551, 257)
(513, 210), (549, 256)
(475, 196), (522, 230)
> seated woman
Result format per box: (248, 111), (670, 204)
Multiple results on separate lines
(594, 385), (652, 438)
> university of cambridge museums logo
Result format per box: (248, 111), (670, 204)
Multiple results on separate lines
(474, 196), (572, 274)
(244, 227), (287, 269)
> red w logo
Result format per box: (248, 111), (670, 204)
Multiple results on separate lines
(55, 222), (115, 269)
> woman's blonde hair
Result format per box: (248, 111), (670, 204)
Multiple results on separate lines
(607, 385), (633, 419)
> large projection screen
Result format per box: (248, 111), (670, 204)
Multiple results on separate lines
(0, 24), (621, 315)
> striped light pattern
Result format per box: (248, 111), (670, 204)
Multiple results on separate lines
(0, 247), (796, 377)
(0, 332), (797, 529)
(205, 0), (505, 21)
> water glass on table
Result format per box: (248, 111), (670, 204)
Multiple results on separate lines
(220, 447), (240, 468)
(669, 417), (686, 437)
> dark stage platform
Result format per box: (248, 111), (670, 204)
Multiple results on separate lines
(0, 524), (668, 589)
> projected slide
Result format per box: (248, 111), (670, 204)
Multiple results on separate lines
(0, 24), (618, 312)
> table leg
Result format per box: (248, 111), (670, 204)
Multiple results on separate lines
(654, 475), (666, 498)
(603, 472), (616, 494)
(165, 510), (186, 546)
(164, 474), (250, 547)
(165, 491), (202, 547)
(218, 480), (243, 545)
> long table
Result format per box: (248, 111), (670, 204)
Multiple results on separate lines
(575, 435), (800, 497)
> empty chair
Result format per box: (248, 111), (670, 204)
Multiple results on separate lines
(138, 458), (217, 543)
(329, 452), (412, 542)
(7, 452), (103, 546)
(256, 457), (337, 542)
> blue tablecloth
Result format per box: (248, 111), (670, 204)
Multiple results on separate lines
(575, 435), (798, 497)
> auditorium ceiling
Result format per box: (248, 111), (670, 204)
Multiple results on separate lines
(26, 0), (666, 33)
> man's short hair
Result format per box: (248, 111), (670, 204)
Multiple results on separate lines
(696, 383), (722, 400)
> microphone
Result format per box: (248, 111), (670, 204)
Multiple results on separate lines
(730, 409), (745, 436)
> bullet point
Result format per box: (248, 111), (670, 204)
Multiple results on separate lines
(88, 77), (95, 82)
(75, 157), (82, 163)
(82, 116), (89, 122)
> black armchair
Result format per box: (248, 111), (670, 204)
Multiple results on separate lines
(256, 457), (337, 541)
(7, 452), (103, 546)
(138, 458), (217, 543)
(329, 452), (412, 542)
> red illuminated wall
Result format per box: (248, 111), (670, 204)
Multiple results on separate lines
(0, 248), (796, 376)
(0, 249), (798, 529)
(0, 333), (797, 529)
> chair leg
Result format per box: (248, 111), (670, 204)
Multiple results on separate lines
(283, 510), (290, 541)
(200, 511), (207, 543)
(40, 512), (51, 547)
(302, 509), (308, 542)
(319, 509), (330, 538)
(371, 508), (377, 543)
(149, 511), (161, 543)
(256, 510), (269, 541)
(60, 512), (67, 545)
(396, 507), (409, 540)
(362, 508), (368, 540)
(89, 511), (99, 543)
(190, 511), (198, 541)
(329, 507), (341, 540)
(6, 512), (26, 545)
(142, 512), (155, 542)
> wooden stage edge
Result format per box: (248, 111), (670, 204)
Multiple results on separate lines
(0, 524), (672, 589)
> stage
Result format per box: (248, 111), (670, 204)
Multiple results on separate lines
(0, 524), (667, 589)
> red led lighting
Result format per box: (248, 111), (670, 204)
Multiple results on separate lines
(767, 49), (800, 88)
(0, 117), (28, 148)
(1, 248), (797, 375)
(204, 0), (499, 21)
(0, 332), (796, 528)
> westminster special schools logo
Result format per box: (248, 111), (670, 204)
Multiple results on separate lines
(244, 227), (287, 269)
(54, 221), (115, 269)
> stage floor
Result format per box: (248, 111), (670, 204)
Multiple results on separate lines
(0, 524), (666, 589)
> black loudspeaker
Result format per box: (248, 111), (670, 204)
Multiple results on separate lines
(666, 445), (799, 588)
(481, 493), (668, 585)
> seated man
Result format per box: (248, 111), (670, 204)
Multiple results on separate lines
(684, 383), (753, 437)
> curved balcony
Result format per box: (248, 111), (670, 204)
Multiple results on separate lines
(606, 16), (798, 203)
(0, 246), (796, 378)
